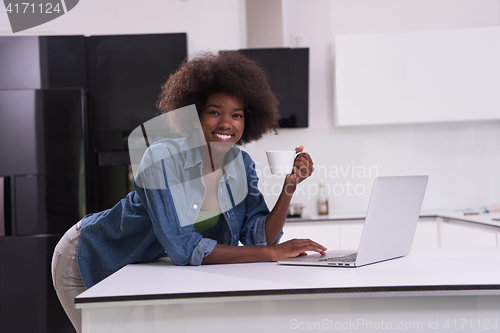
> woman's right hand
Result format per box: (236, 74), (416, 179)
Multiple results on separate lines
(268, 239), (327, 261)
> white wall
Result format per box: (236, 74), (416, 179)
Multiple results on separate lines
(1, 0), (499, 217)
(243, 0), (500, 216)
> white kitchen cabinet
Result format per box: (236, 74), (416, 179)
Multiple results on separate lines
(280, 221), (341, 250)
(439, 219), (498, 248)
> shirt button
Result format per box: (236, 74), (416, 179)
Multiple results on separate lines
(193, 204), (198, 209)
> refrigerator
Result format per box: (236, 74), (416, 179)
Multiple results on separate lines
(0, 33), (187, 332)
(0, 88), (84, 333)
(0, 35), (86, 333)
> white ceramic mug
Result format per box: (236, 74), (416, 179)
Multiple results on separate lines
(266, 150), (296, 175)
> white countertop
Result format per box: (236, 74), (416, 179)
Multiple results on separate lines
(433, 211), (500, 227)
(76, 246), (500, 307)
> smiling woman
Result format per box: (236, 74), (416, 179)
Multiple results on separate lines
(51, 51), (324, 333)
(200, 92), (245, 148)
(157, 51), (280, 144)
(198, 92), (245, 179)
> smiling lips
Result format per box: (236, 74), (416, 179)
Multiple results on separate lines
(214, 133), (233, 141)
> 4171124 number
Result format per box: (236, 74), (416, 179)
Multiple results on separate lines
(5, 2), (62, 14)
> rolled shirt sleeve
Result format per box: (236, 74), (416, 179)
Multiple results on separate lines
(251, 215), (283, 246)
(190, 238), (218, 265)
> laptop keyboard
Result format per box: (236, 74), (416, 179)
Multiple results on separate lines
(318, 253), (357, 262)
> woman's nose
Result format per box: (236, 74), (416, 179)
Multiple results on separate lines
(218, 114), (231, 128)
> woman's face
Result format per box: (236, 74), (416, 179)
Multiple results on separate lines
(199, 92), (245, 149)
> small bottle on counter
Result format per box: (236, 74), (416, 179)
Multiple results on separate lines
(317, 180), (329, 215)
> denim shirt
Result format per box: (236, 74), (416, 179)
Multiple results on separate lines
(77, 136), (280, 288)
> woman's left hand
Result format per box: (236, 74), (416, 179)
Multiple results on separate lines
(284, 145), (314, 189)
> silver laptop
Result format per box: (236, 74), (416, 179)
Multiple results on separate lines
(278, 176), (428, 267)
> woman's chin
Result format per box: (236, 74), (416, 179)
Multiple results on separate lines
(208, 141), (234, 154)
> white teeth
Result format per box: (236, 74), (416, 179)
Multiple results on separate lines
(215, 133), (232, 140)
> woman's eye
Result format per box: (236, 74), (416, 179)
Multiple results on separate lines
(208, 110), (219, 115)
(233, 113), (244, 118)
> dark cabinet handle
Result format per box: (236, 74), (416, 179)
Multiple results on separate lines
(0, 176), (10, 237)
(0, 177), (4, 236)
